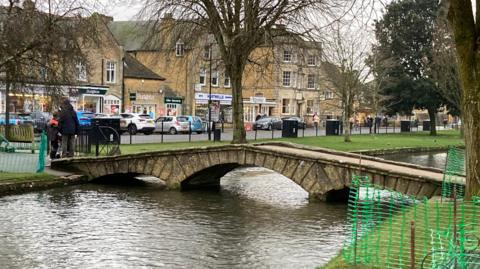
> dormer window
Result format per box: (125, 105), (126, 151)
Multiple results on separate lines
(176, 41), (184, 57)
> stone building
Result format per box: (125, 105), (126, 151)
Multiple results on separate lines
(107, 17), (341, 124)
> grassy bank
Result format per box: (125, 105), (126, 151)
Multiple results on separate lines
(0, 172), (56, 183)
(120, 130), (463, 155)
(321, 198), (479, 269)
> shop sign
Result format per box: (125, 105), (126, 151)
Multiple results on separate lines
(129, 93), (136, 101)
(195, 93), (232, 104)
(165, 97), (183, 104)
(78, 88), (107, 95)
(250, 96), (266, 103)
(138, 93), (156, 100)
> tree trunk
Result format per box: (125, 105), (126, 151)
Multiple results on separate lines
(343, 97), (351, 143)
(448, 2), (480, 199)
(230, 63), (247, 144)
(427, 107), (437, 136)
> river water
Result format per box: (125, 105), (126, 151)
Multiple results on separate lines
(0, 151), (447, 269)
(0, 167), (348, 269)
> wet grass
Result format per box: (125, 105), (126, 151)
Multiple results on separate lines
(0, 172), (56, 183)
(119, 130), (463, 155)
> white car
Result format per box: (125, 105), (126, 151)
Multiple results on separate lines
(120, 113), (155, 135)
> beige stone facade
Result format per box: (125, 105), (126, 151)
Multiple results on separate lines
(107, 19), (343, 123)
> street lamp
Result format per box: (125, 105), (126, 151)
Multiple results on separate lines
(208, 43), (213, 141)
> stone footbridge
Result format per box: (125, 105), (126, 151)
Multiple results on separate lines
(51, 142), (459, 201)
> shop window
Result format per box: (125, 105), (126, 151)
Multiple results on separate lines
(307, 74), (316, 89)
(211, 70), (218, 86)
(325, 91), (334, 99)
(282, 99), (290, 114)
(306, 100), (314, 114)
(224, 74), (230, 88)
(199, 68), (206, 85)
(307, 55), (316, 66)
(176, 41), (184, 56)
(76, 62), (87, 82)
(282, 71), (291, 87)
(283, 50), (292, 62)
(106, 61), (116, 83)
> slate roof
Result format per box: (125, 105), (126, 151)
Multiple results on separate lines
(124, 53), (165, 80)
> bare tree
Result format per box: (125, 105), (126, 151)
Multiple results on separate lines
(0, 0), (98, 137)
(321, 23), (371, 142)
(139, 0), (355, 143)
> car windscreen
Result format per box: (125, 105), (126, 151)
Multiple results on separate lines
(177, 117), (189, 122)
(139, 114), (152, 119)
(120, 114), (133, 118)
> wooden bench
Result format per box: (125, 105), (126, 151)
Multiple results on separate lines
(0, 125), (36, 153)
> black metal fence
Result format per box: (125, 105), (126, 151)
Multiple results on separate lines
(116, 120), (460, 145)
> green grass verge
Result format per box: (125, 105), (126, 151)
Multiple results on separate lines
(0, 172), (57, 183)
(120, 130), (463, 155)
(322, 199), (480, 269)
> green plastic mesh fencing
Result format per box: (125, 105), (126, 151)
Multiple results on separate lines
(36, 132), (47, 173)
(0, 133), (46, 173)
(442, 147), (466, 199)
(342, 176), (480, 269)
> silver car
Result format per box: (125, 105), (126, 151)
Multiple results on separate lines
(155, 116), (190, 134)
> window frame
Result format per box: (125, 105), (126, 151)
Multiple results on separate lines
(306, 99), (314, 114)
(106, 60), (116, 83)
(224, 74), (231, 88)
(307, 55), (316, 66)
(283, 50), (292, 62)
(282, 71), (291, 87)
(199, 68), (206, 86)
(325, 91), (334, 100)
(76, 62), (87, 82)
(307, 74), (316, 89)
(176, 41), (184, 57)
(282, 98), (290, 114)
(211, 69), (218, 87)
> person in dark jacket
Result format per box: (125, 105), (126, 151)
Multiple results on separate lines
(58, 99), (79, 158)
(47, 111), (60, 159)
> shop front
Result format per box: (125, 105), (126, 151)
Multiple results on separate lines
(164, 96), (183, 116)
(68, 86), (109, 113)
(243, 96), (277, 122)
(0, 84), (56, 113)
(194, 93), (232, 122)
(126, 92), (162, 118)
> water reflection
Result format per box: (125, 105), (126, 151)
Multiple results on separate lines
(380, 151), (447, 169)
(0, 167), (348, 269)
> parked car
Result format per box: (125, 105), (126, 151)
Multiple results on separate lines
(93, 113), (110, 118)
(282, 116), (307, 129)
(76, 111), (95, 126)
(154, 116), (190, 134)
(253, 117), (282, 130)
(181, 115), (204, 134)
(120, 113), (155, 135)
(0, 113), (23, 125)
(19, 111), (51, 133)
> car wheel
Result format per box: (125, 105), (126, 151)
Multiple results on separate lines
(128, 124), (137, 135)
(267, 124), (272, 131)
(169, 127), (177, 135)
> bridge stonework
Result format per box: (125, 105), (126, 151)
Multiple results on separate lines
(52, 143), (447, 202)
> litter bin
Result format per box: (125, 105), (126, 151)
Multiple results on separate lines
(326, 120), (340, 136)
(91, 117), (121, 144)
(400, 121), (411, 132)
(282, 119), (298, 138)
(213, 129), (221, 141)
(422, 121), (430, 131)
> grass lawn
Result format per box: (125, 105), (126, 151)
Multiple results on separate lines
(320, 199), (480, 269)
(0, 172), (56, 183)
(120, 130), (463, 155)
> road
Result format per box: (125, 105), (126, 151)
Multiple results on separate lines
(119, 125), (452, 144)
